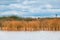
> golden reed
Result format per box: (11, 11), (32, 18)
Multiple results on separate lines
(0, 18), (60, 31)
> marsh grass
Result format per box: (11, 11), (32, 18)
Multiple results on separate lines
(0, 16), (60, 31)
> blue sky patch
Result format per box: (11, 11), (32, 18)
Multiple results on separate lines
(0, 0), (60, 17)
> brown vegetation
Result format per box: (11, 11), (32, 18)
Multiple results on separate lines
(0, 18), (60, 31)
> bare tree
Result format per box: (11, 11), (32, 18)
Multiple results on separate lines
(56, 14), (58, 18)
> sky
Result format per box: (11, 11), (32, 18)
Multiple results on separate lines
(0, 0), (60, 17)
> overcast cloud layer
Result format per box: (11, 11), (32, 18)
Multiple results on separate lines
(0, 0), (60, 17)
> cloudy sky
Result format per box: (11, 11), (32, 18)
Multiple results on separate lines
(0, 0), (60, 17)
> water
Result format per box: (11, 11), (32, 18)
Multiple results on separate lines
(0, 31), (60, 40)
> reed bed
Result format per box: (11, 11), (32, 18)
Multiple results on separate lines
(0, 18), (60, 31)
